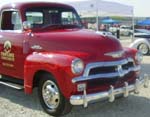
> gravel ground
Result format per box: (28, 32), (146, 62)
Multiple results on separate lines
(0, 38), (149, 117)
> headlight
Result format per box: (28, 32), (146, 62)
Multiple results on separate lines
(71, 58), (84, 74)
(135, 51), (143, 63)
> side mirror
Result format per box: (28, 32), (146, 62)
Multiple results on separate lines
(23, 21), (32, 30)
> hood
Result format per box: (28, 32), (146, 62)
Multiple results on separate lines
(31, 29), (124, 62)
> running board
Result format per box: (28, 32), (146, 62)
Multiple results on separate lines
(0, 81), (24, 90)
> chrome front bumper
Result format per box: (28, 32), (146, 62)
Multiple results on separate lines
(70, 74), (149, 107)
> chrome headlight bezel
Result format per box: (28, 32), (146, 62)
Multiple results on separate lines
(135, 51), (143, 63)
(71, 58), (84, 75)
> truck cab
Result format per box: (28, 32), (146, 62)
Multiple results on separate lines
(0, 2), (149, 116)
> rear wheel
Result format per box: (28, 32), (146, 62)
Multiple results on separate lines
(138, 43), (149, 55)
(38, 73), (72, 116)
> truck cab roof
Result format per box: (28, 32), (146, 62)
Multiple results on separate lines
(0, 1), (74, 11)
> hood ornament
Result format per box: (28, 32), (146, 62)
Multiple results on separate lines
(105, 50), (124, 58)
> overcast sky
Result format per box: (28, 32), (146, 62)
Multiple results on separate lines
(0, 0), (148, 17)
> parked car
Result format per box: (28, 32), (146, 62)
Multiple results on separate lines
(109, 25), (132, 36)
(96, 31), (113, 36)
(134, 29), (150, 38)
(130, 38), (150, 55)
(120, 25), (132, 36)
(130, 29), (150, 55)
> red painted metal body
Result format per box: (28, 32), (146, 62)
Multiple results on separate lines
(0, 2), (139, 99)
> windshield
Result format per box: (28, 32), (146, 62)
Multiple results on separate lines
(25, 7), (82, 29)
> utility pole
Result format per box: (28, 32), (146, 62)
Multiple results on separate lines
(132, 7), (135, 42)
(95, 0), (99, 31)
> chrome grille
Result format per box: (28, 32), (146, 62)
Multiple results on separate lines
(72, 58), (141, 83)
(89, 61), (134, 75)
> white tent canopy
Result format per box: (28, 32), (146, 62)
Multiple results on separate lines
(0, 0), (133, 16)
(63, 0), (133, 17)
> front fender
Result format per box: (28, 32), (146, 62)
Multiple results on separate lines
(130, 38), (150, 49)
(24, 52), (76, 98)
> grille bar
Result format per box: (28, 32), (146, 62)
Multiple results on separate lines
(83, 58), (134, 77)
(72, 58), (140, 83)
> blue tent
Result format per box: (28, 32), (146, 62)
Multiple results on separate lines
(101, 18), (120, 24)
(137, 19), (150, 26)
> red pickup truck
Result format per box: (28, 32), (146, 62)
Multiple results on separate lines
(0, 1), (149, 116)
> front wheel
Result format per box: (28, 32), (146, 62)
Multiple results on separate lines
(38, 74), (72, 116)
(138, 43), (149, 55)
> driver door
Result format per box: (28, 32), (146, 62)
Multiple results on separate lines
(0, 10), (26, 79)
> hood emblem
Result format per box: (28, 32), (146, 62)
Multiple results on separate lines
(105, 51), (124, 58)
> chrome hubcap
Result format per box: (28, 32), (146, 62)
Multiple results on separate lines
(139, 44), (149, 54)
(42, 80), (60, 109)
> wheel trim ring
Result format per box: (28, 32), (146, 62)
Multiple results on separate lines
(139, 44), (149, 54)
(42, 80), (60, 110)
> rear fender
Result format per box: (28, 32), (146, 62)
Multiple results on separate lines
(130, 38), (150, 49)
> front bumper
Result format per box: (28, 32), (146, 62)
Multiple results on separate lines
(70, 74), (149, 107)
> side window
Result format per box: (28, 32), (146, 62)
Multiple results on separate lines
(1, 11), (22, 30)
